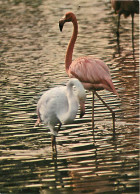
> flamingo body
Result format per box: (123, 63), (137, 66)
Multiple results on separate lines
(35, 78), (86, 136)
(111, 0), (139, 17)
(68, 56), (117, 93)
(59, 12), (118, 96)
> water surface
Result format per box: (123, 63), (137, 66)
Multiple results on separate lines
(0, 0), (139, 193)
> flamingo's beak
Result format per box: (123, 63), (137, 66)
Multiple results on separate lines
(80, 102), (85, 118)
(59, 18), (65, 32)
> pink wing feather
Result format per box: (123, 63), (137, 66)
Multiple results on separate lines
(68, 56), (118, 96)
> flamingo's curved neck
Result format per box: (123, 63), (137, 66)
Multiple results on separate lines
(62, 84), (78, 124)
(65, 17), (78, 73)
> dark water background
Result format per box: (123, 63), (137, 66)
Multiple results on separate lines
(0, 0), (139, 193)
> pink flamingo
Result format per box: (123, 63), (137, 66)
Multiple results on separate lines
(59, 12), (118, 134)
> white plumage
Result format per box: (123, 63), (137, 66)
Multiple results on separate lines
(34, 78), (86, 150)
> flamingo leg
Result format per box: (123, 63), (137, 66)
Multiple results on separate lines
(131, 13), (135, 60)
(117, 13), (120, 38)
(132, 13), (134, 42)
(94, 91), (115, 136)
(51, 135), (57, 152)
(92, 91), (95, 130)
(57, 123), (62, 132)
(92, 91), (96, 141)
(51, 123), (62, 153)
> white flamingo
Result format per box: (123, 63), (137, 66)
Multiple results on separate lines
(34, 78), (86, 151)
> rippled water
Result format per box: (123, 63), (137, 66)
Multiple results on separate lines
(0, 0), (139, 193)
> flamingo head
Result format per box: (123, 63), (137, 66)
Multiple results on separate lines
(59, 12), (76, 32)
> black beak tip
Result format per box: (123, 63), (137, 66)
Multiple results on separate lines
(59, 23), (63, 32)
(80, 112), (84, 118)
(59, 18), (65, 32)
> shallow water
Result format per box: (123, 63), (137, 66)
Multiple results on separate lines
(0, 0), (139, 193)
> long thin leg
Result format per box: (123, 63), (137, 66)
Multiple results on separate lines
(57, 123), (62, 132)
(92, 91), (95, 130)
(132, 13), (134, 42)
(92, 91), (96, 142)
(94, 91), (115, 136)
(51, 123), (61, 153)
(116, 14), (120, 54)
(51, 135), (57, 152)
(131, 13), (135, 60)
(117, 13), (120, 38)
